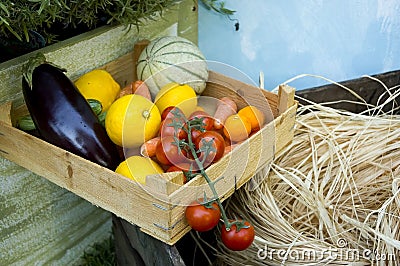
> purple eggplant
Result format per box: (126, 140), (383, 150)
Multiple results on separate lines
(22, 53), (120, 170)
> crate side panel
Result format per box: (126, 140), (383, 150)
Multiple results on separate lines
(0, 121), (173, 232)
(204, 71), (278, 123)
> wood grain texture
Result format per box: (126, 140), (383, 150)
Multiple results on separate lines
(278, 84), (296, 115)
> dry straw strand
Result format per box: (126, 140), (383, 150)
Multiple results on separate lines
(212, 75), (400, 265)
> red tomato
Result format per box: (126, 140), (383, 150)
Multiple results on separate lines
(195, 131), (225, 166)
(159, 118), (188, 140)
(185, 199), (221, 232)
(166, 162), (197, 183)
(156, 136), (188, 166)
(189, 110), (214, 131)
(161, 106), (185, 121)
(190, 128), (203, 142)
(221, 221), (255, 251)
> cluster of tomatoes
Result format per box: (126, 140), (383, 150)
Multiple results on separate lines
(148, 103), (259, 251)
(185, 197), (256, 251)
(154, 106), (226, 177)
(152, 101), (265, 177)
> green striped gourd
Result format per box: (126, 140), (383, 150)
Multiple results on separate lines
(137, 36), (208, 97)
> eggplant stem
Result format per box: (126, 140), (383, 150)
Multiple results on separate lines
(22, 53), (66, 89)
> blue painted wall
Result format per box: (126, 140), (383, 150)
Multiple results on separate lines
(198, 0), (400, 91)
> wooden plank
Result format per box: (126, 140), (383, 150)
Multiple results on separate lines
(278, 84), (296, 115)
(0, 101), (12, 126)
(0, 106), (173, 241)
(177, 0), (199, 45)
(132, 40), (151, 81)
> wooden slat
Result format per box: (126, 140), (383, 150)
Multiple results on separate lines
(278, 84), (296, 116)
(0, 101), (12, 126)
(0, 114), (174, 238)
(132, 40), (150, 81)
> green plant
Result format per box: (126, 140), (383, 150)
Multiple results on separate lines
(0, 0), (180, 43)
(199, 0), (235, 16)
(80, 235), (115, 266)
(199, 0), (239, 30)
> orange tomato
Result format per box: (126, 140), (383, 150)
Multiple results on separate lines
(223, 114), (251, 142)
(238, 105), (265, 131)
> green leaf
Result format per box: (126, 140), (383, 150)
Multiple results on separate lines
(0, 3), (10, 16)
(4, 23), (22, 41)
(37, 0), (49, 15)
(200, 0), (236, 16)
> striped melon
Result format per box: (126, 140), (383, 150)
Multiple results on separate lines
(137, 36), (208, 97)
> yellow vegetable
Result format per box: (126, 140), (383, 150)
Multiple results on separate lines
(154, 82), (197, 118)
(115, 156), (164, 184)
(75, 69), (120, 111)
(105, 94), (161, 147)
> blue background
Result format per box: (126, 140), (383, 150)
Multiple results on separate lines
(198, 0), (400, 91)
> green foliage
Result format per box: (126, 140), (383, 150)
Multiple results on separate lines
(0, 0), (179, 43)
(79, 236), (115, 266)
(199, 0), (238, 31)
(199, 0), (235, 16)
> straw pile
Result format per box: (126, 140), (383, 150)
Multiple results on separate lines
(212, 80), (400, 265)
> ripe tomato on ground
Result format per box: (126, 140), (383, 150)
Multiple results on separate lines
(195, 131), (225, 166)
(185, 199), (221, 232)
(221, 220), (255, 251)
(156, 135), (188, 166)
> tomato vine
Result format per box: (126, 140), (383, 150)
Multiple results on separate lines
(167, 107), (254, 251)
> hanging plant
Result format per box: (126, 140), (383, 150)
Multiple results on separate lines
(199, 0), (239, 31)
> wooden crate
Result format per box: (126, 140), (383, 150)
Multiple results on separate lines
(0, 48), (297, 245)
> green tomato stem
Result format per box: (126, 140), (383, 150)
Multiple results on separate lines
(185, 120), (232, 230)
